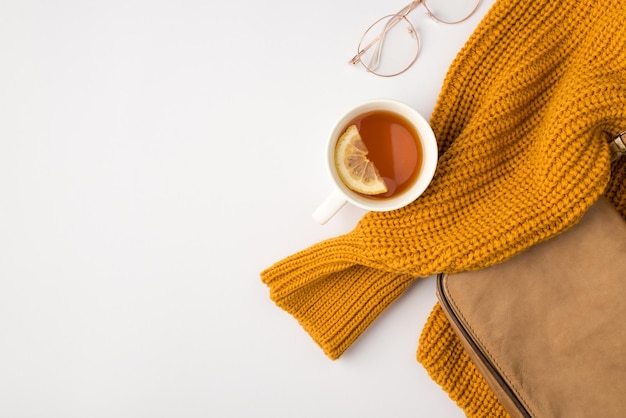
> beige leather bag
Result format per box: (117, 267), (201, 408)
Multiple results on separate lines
(437, 196), (626, 418)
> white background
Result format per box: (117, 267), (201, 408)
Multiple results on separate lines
(0, 0), (495, 417)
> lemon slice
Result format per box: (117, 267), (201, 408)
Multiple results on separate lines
(334, 125), (388, 195)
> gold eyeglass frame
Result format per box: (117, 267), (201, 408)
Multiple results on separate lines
(350, 0), (481, 77)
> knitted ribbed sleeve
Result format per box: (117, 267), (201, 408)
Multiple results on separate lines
(262, 0), (626, 414)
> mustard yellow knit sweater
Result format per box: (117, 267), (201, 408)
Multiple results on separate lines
(261, 0), (626, 416)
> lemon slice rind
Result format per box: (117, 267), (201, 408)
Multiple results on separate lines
(334, 125), (388, 195)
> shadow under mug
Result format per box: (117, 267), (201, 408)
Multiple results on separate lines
(313, 99), (438, 224)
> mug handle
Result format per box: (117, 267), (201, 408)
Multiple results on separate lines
(312, 189), (347, 224)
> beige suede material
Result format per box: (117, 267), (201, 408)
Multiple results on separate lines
(438, 197), (626, 417)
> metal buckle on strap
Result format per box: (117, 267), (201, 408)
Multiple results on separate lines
(609, 130), (626, 161)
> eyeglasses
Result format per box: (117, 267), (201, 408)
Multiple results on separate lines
(350, 0), (481, 77)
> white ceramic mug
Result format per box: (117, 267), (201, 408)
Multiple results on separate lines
(313, 99), (438, 224)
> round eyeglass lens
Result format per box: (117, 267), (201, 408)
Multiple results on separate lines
(423, 0), (481, 24)
(357, 14), (420, 77)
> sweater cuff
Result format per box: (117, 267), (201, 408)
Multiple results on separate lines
(262, 261), (414, 359)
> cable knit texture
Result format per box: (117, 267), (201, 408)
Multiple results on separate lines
(261, 0), (626, 415)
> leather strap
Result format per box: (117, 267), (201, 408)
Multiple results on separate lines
(609, 130), (626, 161)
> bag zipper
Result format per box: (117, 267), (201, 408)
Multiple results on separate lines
(436, 273), (532, 418)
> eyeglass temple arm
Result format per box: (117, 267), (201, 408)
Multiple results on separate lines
(349, 0), (422, 66)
